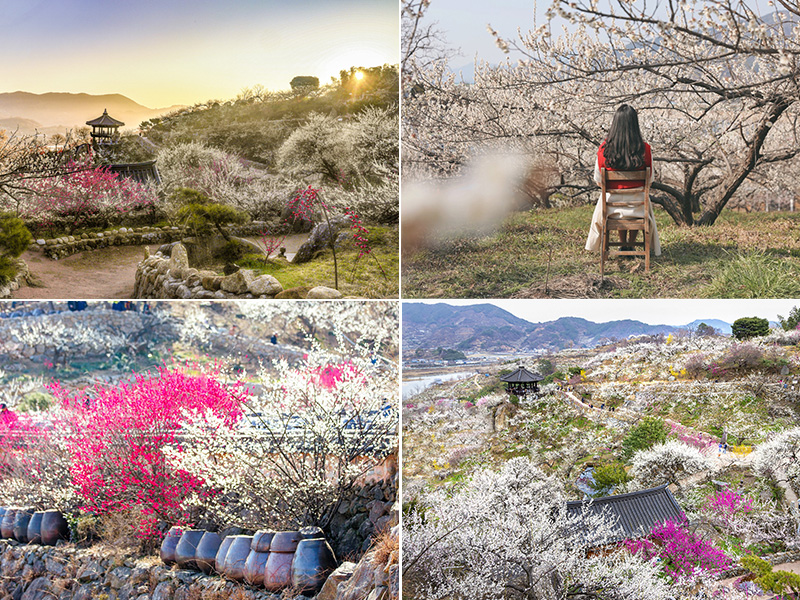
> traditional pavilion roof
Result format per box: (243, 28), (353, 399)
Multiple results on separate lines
(86, 109), (125, 127)
(109, 161), (161, 185)
(566, 485), (685, 546)
(499, 366), (543, 383)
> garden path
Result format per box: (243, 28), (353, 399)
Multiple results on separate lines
(12, 245), (145, 299)
(11, 233), (311, 300)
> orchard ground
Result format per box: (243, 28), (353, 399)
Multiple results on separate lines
(402, 202), (800, 300)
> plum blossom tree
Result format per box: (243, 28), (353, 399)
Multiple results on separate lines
(403, 457), (672, 600)
(752, 427), (800, 499)
(631, 440), (713, 488)
(167, 324), (398, 532)
(404, 0), (800, 226)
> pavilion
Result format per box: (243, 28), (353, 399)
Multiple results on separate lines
(499, 366), (543, 397)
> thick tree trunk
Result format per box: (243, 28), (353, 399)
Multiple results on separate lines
(698, 100), (790, 226)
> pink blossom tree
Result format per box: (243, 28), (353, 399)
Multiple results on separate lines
(22, 157), (155, 233)
(51, 365), (248, 539)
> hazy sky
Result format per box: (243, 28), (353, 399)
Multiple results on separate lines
(426, 0), (778, 70)
(0, 0), (398, 108)
(406, 300), (800, 327)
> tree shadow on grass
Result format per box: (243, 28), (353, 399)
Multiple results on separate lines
(658, 240), (738, 266)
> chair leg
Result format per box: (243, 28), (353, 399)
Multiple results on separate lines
(600, 227), (606, 280)
(644, 228), (651, 272)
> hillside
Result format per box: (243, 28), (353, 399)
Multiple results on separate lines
(404, 327), (800, 596)
(403, 302), (722, 351)
(138, 64), (399, 165)
(0, 91), (182, 134)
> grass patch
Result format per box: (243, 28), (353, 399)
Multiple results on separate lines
(402, 206), (800, 298)
(240, 226), (398, 298)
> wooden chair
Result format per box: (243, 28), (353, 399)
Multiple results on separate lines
(600, 167), (652, 278)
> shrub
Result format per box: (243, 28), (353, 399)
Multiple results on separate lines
(589, 462), (631, 496)
(622, 417), (668, 459)
(0, 214), (32, 284)
(717, 343), (763, 371)
(173, 187), (249, 241)
(166, 333), (398, 534)
(732, 317), (770, 340)
(684, 353), (708, 377)
(742, 555), (800, 595)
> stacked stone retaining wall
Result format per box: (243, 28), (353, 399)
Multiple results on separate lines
(32, 223), (275, 261)
(134, 243), (341, 300)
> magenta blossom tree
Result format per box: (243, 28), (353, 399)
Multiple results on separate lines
(624, 520), (732, 583)
(50, 365), (248, 539)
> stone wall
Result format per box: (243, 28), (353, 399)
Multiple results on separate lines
(133, 243), (341, 300)
(329, 464), (398, 559)
(0, 308), (171, 367)
(32, 223), (275, 261)
(0, 530), (398, 600)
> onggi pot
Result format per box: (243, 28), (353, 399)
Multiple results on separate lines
(214, 536), (235, 576)
(175, 529), (205, 570)
(27, 511), (44, 545)
(1, 509), (18, 539)
(160, 526), (183, 565)
(40, 510), (69, 546)
(243, 530), (275, 586)
(264, 531), (301, 591)
(291, 538), (337, 594)
(13, 508), (34, 543)
(195, 531), (222, 574)
(221, 535), (252, 582)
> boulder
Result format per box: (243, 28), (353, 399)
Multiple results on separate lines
(248, 274), (283, 297)
(317, 561), (357, 600)
(220, 269), (255, 294)
(292, 216), (349, 264)
(307, 286), (343, 299)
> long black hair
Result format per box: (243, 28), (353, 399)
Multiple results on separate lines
(603, 104), (645, 170)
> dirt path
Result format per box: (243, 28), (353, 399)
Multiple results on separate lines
(12, 233), (312, 300)
(12, 246), (147, 299)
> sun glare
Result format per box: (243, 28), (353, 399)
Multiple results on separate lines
(354, 71), (365, 80)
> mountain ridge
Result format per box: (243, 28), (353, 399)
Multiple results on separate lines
(403, 303), (732, 352)
(0, 91), (183, 135)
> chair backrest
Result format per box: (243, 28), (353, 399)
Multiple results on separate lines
(600, 167), (651, 209)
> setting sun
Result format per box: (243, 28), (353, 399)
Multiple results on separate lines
(354, 71), (365, 81)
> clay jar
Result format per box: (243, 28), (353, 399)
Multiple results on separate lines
(264, 531), (302, 591)
(175, 529), (205, 570)
(1, 509), (18, 539)
(292, 538), (337, 594)
(13, 508), (34, 543)
(221, 535), (252, 582)
(160, 526), (184, 565)
(214, 536), (235, 576)
(40, 511), (69, 546)
(195, 531), (222, 574)
(243, 530), (275, 586)
(27, 512), (44, 545)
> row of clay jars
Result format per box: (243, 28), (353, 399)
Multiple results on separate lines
(160, 526), (336, 594)
(0, 507), (69, 545)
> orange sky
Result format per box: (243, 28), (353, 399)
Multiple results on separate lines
(0, 0), (398, 108)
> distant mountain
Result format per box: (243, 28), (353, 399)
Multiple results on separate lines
(404, 303), (732, 352)
(0, 91), (183, 135)
(685, 319), (732, 335)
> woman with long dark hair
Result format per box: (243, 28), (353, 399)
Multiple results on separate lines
(585, 104), (661, 256)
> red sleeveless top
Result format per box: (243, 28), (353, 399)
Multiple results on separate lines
(598, 142), (652, 189)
